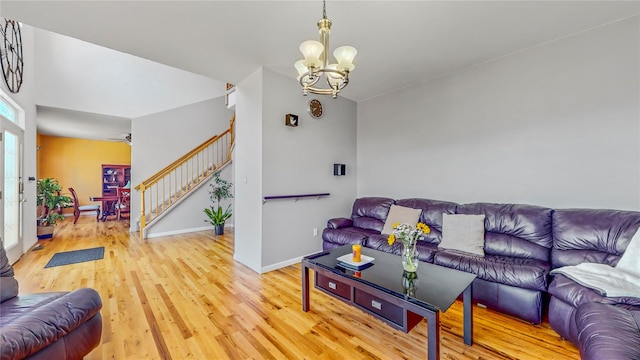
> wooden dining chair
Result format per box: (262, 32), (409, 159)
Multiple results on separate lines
(116, 187), (131, 220)
(68, 188), (101, 224)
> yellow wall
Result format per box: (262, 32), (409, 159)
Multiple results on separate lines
(37, 135), (131, 208)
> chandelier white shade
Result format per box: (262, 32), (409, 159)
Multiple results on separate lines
(295, 0), (357, 98)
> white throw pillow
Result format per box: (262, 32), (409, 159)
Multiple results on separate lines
(381, 205), (422, 235)
(440, 214), (486, 256)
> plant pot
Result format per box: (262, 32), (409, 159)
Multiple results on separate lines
(37, 225), (54, 240)
(214, 225), (225, 235)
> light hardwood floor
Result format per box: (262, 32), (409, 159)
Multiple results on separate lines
(13, 217), (580, 360)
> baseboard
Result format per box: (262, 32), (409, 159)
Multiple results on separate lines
(147, 226), (214, 239)
(260, 249), (321, 273)
(61, 213), (94, 218)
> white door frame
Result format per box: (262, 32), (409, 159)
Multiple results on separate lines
(0, 90), (25, 264)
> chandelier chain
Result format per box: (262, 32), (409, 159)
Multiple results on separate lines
(322, 0), (327, 19)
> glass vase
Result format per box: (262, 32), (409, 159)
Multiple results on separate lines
(402, 271), (418, 297)
(402, 242), (419, 272)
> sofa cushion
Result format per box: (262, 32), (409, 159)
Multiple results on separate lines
(396, 198), (458, 245)
(350, 197), (395, 232)
(366, 234), (439, 263)
(457, 202), (553, 262)
(327, 217), (353, 229)
(552, 208), (640, 269)
(440, 214), (486, 256)
(548, 274), (640, 308)
(381, 205), (421, 235)
(435, 250), (551, 291)
(322, 228), (370, 248)
(0, 288), (102, 360)
(576, 302), (640, 360)
(352, 217), (384, 232)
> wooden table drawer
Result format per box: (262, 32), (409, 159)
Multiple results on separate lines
(316, 273), (351, 300)
(354, 288), (403, 326)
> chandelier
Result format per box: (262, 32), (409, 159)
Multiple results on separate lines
(294, 0), (357, 98)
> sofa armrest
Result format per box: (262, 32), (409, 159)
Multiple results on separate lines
(327, 217), (353, 229)
(0, 288), (102, 360)
(577, 302), (640, 360)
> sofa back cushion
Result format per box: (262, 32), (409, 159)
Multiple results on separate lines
(396, 198), (458, 245)
(351, 197), (395, 232)
(457, 203), (553, 262)
(0, 242), (18, 302)
(552, 208), (640, 269)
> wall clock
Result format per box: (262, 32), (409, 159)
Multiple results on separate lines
(308, 99), (323, 119)
(0, 19), (24, 93)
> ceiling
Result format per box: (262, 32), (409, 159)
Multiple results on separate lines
(36, 105), (132, 142)
(3, 1), (640, 105)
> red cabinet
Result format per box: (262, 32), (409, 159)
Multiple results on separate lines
(101, 164), (131, 210)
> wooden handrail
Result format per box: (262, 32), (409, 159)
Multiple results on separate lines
(136, 114), (235, 239)
(135, 114), (235, 190)
(135, 131), (228, 190)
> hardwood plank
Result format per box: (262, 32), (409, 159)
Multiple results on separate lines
(12, 217), (580, 359)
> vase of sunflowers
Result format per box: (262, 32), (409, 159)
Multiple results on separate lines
(387, 222), (431, 272)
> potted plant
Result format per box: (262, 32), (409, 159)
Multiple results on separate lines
(203, 171), (233, 235)
(36, 178), (71, 239)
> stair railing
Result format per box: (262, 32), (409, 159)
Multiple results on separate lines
(135, 114), (235, 238)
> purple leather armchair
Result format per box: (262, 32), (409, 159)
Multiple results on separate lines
(0, 245), (102, 359)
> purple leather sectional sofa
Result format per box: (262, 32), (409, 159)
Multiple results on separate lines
(0, 246), (102, 359)
(323, 197), (640, 359)
(548, 208), (640, 359)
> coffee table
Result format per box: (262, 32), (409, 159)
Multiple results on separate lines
(302, 245), (477, 360)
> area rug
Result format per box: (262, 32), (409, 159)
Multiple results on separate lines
(44, 247), (105, 268)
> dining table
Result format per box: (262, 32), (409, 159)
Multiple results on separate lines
(89, 195), (119, 221)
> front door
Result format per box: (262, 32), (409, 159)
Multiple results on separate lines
(0, 95), (24, 264)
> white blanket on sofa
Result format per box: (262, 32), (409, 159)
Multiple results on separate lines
(551, 226), (640, 298)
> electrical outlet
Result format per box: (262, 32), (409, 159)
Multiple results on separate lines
(313, 228), (318, 236)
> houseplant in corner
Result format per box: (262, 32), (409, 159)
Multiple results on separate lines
(203, 171), (233, 235)
(36, 177), (71, 239)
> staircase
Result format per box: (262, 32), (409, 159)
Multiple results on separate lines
(135, 114), (235, 239)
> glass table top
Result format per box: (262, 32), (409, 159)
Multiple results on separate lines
(304, 245), (477, 312)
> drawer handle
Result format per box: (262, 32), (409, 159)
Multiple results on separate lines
(328, 282), (337, 290)
(371, 300), (382, 310)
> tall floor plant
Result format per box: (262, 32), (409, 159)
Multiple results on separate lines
(203, 171), (233, 235)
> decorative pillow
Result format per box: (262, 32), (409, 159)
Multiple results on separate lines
(381, 205), (422, 235)
(440, 214), (486, 256)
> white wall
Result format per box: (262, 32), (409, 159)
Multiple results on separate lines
(34, 28), (225, 118)
(233, 68), (358, 273)
(358, 16), (640, 211)
(4, 25), (39, 254)
(233, 68), (264, 272)
(147, 164), (234, 238)
(131, 96), (234, 235)
(261, 69), (357, 269)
